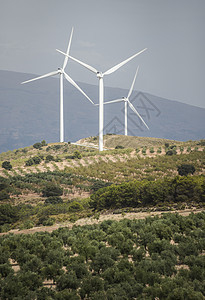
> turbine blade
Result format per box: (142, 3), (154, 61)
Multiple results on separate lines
(62, 27), (74, 70)
(103, 48), (147, 76)
(95, 99), (124, 106)
(63, 71), (94, 105)
(21, 70), (59, 84)
(56, 49), (98, 74)
(128, 99), (149, 130)
(127, 66), (139, 98)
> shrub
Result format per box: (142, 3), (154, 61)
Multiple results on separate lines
(180, 146), (184, 153)
(0, 191), (10, 201)
(68, 201), (83, 212)
(0, 204), (19, 225)
(149, 147), (154, 154)
(25, 158), (34, 166)
(45, 155), (55, 162)
(44, 196), (63, 205)
(91, 181), (113, 192)
(2, 161), (12, 170)
(157, 147), (162, 154)
(41, 140), (47, 146)
(177, 164), (196, 176)
(166, 149), (177, 156)
(33, 142), (42, 150)
(142, 147), (147, 155)
(0, 177), (10, 191)
(25, 156), (41, 166)
(42, 217), (55, 226)
(42, 183), (63, 197)
(32, 156), (41, 165)
(73, 150), (82, 159)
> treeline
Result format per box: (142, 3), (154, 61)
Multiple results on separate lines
(90, 175), (205, 210)
(0, 212), (204, 299)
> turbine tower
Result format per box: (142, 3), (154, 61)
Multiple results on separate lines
(56, 47), (147, 151)
(21, 28), (94, 143)
(102, 66), (149, 135)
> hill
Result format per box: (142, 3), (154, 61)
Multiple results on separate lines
(0, 136), (204, 232)
(0, 70), (205, 153)
(0, 137), (204, 299)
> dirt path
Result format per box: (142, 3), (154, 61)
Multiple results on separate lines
(1, 208), (203, 236)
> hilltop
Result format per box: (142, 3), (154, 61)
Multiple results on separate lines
(0, 70), (205, 153)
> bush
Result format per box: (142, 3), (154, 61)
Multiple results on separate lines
(166, 149), (177, 156)
(33, 142), (42, 150)
(2, 161), (12, 170)
(41, 140), (47, 146)
(157, 147), (162, 154)
(32, 156), (41, 165)
(73, 150), (82, 159)
(45, 155), (54, 162)
(44, 196), (63, 205)
(149, 147), (154, 154)
(25, 158), (34, 166)
(91, 181), (113, 192)
(0, 191), (10, 201)
(42, 183), (63, 197)
(177, 164), (196, 176)
(68, 201), (83, 212)
(0, 204), (19, 225)
(25, 156), (41, 166)
(0, 177), (10, 191)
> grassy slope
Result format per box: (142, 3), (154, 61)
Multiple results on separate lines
(78, 134), (201, 149)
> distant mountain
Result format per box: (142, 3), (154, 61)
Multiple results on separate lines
(0, 70), (204, 153)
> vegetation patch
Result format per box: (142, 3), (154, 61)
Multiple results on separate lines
(0, 212), (204, 299)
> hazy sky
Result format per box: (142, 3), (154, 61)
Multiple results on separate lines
(1, 0), (205, 108)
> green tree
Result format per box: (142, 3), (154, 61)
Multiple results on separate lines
(177, 164), (196, 176)
(33, 142), (42, 149)
(2, 161), (12, 170)
(41, 140), (47, 146)
(44, 196), (63, 205)
(0, 204), (19, 225)
(73, 150), (82, 159)
(42, 183), (63, 197)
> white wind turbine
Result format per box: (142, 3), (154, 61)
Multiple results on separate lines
(102, 66), (149, 135)
(56, 47), (147, 151)
(21, 28), (94, 143)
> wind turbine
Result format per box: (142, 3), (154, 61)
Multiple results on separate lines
(56, 47), (147, 151)
(21, 27), (94, 143)
(102, 66), (149, 135)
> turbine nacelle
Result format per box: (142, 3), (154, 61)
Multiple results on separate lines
(97, 72), (103, 79)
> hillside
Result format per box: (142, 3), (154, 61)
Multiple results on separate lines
(0, 136), (204, 232)
(0, 136), (204, 298)
(0, 70), (205, 153)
